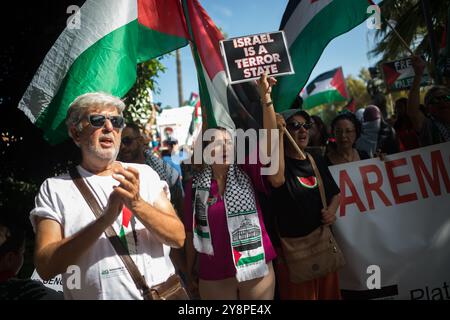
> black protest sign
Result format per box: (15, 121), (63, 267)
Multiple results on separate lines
(381, 56), (432, 92)
(220, 31), (294, 84)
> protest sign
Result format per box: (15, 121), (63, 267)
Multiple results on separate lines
(330, 142), (450, 299)
(220, 31), (294, 84)
(381, 56), (432, 92)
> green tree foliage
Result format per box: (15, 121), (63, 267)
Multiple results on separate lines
(370, 0), (449, 61)
(358, 68), (371, 83)
(123, 58), (166, 127)
(346, 74), (371, 109)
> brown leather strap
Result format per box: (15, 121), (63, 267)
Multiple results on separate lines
(69, 166), (153, 300)
(306, 153), (327, 209)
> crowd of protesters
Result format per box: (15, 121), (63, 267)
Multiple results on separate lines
(2, 54), (449, 300)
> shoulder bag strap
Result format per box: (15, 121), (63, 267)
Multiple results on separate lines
(306, 153), (327, 210)
(68, 166), (153, 300)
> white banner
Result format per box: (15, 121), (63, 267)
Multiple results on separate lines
(329, 142), (450, 300)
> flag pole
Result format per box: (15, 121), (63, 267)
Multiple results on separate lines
(420, 0), (443, 84)
(283, 127), (306, 160)
(384, 18), (415, 56)
(176, 49), (184, 107)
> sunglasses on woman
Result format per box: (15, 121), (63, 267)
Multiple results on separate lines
(87, 114), (125, 129)
(287, 121), (312, 131)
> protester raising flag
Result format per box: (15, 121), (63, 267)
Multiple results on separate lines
(272, 0), (372, 112)
(300, 67), (349, 110)
(188, 92), (201, 107)
(187, 93), (203, 145)
(18, 0), (189, 144)
(181, 0), (263, 131)
(187, 92), (202, 132)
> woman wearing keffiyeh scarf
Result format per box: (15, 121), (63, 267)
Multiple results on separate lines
(183, 75), (278, 300)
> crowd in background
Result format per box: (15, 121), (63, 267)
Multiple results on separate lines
(1, 57), (449, 300)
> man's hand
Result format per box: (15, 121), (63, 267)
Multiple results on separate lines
(321, 207), (337, 226)
(112, 164), (142, 211)
(411, 55), (426, 76)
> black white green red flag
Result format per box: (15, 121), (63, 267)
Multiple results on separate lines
(19, 0), (189, 144)
(272, 0), (372, 112)
(300, 67), (348, 110)
(182, 0), (263, 131)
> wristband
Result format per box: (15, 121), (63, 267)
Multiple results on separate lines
(262, 100), (273, 107)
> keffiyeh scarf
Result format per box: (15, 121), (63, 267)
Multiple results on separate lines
(192, 164), (268, 282)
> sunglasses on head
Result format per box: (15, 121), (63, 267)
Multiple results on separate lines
(121, 136), (139, 146)
(87, 114), (125, 129)
(287, 121), (312, 131)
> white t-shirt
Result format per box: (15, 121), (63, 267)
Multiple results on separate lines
(30, 163), (176, 300)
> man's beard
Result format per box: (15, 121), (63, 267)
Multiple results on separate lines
(87, 140), (119, 161)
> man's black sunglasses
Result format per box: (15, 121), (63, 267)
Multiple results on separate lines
(87, 114), (125, 129)
(287, 121), (312, 131)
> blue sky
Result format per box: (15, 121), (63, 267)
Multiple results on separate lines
(153, 0), (381, 108)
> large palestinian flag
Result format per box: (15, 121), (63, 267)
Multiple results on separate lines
(272, 0), (372, 112)
(181, 0), (263, 131)
(301, 67), (348, 110)
(18, 0), (188, 144)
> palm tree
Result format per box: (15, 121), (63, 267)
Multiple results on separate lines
(176, 49), (183, 107)
(370, 0), (449, 62)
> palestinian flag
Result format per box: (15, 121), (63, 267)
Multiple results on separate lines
(381, 57), (431, 92)
(188, 92), (201, 108)
(301, 67), (348, 110)
(181, 0), (263, 131)
(119, 206), (135, 254)
(272, 0), (372, 112)
(18, 0), (188, 144)
(344, 97), (357, 113)
(188, 92), (202, 137)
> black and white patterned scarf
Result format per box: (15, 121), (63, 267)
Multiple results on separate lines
(192, 164), (267, 282)
(144, 150), (179, 187)
(431, 116), (450, 142)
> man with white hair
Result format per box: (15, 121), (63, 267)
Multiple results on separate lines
(30, 92), (185, 299)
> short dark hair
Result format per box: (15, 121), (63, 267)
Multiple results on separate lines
(331, 112), (362, 140)
(395, 97), (408, 108)
(124, 123), (142, 136)
(0, 223), (25, 258)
